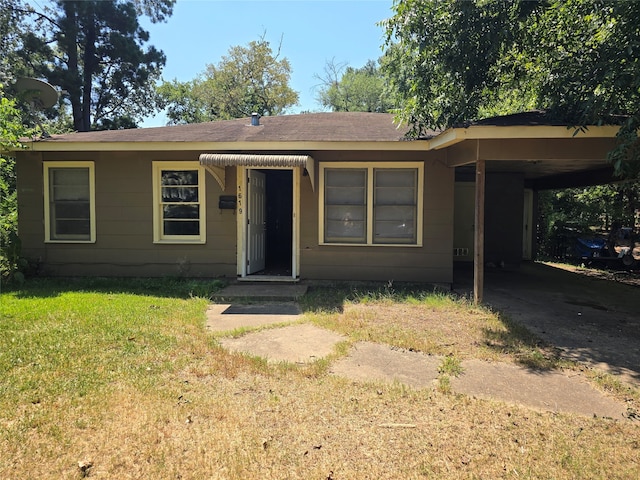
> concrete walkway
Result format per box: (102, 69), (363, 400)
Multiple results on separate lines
(205, 299), (632, 420)
(206, 303), (302, 331)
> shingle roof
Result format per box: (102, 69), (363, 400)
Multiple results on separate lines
(468, 111), (562, 127)
(41, 112), (437, 144)
(467, 110), (627, 127)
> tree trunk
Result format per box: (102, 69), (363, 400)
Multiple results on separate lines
(80, 3), (96, 131)
(60, 2), (83, 131)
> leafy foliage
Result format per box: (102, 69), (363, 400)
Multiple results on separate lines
(384, 0), (640, 177)
(315, 59), (396, 113)
(0, 85), (29, 285)
(158, 37), (299, 124)
(0, 0), (25, 84)
(13, 0), (173, 131)
(384, 0), (536, 132)
(537, 182), (640, 258)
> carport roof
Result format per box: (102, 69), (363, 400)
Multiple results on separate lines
(434, 111), (622, 188)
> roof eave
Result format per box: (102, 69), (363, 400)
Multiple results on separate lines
(428, 125), (621, 150)
(21, 140), (431, 152)
(19, 125), (621, 154)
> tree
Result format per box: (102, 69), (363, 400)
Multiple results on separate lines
(157, 78), (212, 125)
(383, 0), (532, 132)
(158, 37), (299, 124)
(0, 88), (24, 222)
(537, 182), (640, 259)
(315, 58), (396, 113)
(13, 0), (174, 131)
(0, 83), (30, 284)
(383, 0), (640, 177)
(0, 0), (25, 83)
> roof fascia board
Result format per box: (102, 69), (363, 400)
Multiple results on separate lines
(429, 125), (621, 150)
(21, 125), (621, 154)
(23, 140), (431, 153)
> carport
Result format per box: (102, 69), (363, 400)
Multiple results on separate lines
(427, 112), (622, 303)
(453, 261), (640, 387)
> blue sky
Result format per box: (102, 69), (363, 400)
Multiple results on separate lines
(141, 0), (395, 126)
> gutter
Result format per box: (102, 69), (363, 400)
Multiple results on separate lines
(18, 140), (432, 153)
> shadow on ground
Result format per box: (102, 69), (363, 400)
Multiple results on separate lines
(4, 276), (226, 299)
(454, 262), (640, 387)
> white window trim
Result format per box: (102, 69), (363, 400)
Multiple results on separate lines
(152, 161), (206, 244)
(43, 161), (96, 243)
(319, 162), (424, 247)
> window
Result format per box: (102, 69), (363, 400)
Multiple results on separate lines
(44, 162), (95, 243)
(320, 163), (423, 246)
(374, 169), (418, 244)
(153, 162), (206, 243)
(324, 168), (367, 243)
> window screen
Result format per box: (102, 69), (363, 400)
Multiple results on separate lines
(48, 167), (91, 241)
(324, 168), (367, 243)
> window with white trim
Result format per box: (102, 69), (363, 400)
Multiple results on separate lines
(152, 162), (206, 243)
(44, 162), (95, 243)
(320, 163), (423, 246)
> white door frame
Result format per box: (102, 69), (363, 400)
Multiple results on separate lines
(236, 166), (300, 279)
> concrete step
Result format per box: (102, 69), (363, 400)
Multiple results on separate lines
(212, 283), (308, 301)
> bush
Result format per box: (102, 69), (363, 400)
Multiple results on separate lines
(0, 154), (25, 286)
(1, 88), (27, 287)
(0, 224), (27, 287)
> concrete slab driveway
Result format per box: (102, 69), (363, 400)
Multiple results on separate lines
(456, 262), (640, 387)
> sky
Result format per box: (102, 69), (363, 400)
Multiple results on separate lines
(140, 0), (395, 127)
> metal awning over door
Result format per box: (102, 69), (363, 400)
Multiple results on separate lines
(199, 153), (315, 191)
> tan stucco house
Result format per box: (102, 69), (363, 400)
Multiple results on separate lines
(13, 111), (621, 292)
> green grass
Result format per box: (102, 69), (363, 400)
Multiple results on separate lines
(298, 281), (465, 313)
(0, 278), (224, 404)
(439, 354), (464, 377)
(1, 277), (639, 480)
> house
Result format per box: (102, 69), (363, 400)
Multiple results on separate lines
(14, 111), (620, 294)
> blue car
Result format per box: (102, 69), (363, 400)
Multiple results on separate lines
(574, 236), (607, 261)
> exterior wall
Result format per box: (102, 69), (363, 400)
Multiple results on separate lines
(453, 182), (475, 261)
(300, 150), (454, 284)
(16, 152), (45, 264)
(452, 173), (525, 268)
(485, 172), (525, 266)
(17, 150), (237, 278)
(17, 148), (455, 284)
(454, 172), (524, 266)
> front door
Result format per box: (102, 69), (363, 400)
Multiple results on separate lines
(240, 167), (298, 279)
(247, 170), (266, 274)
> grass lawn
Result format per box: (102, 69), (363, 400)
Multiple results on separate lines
(1, 278), (638, 479)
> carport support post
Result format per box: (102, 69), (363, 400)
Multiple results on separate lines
(474, 156), (486, 305)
